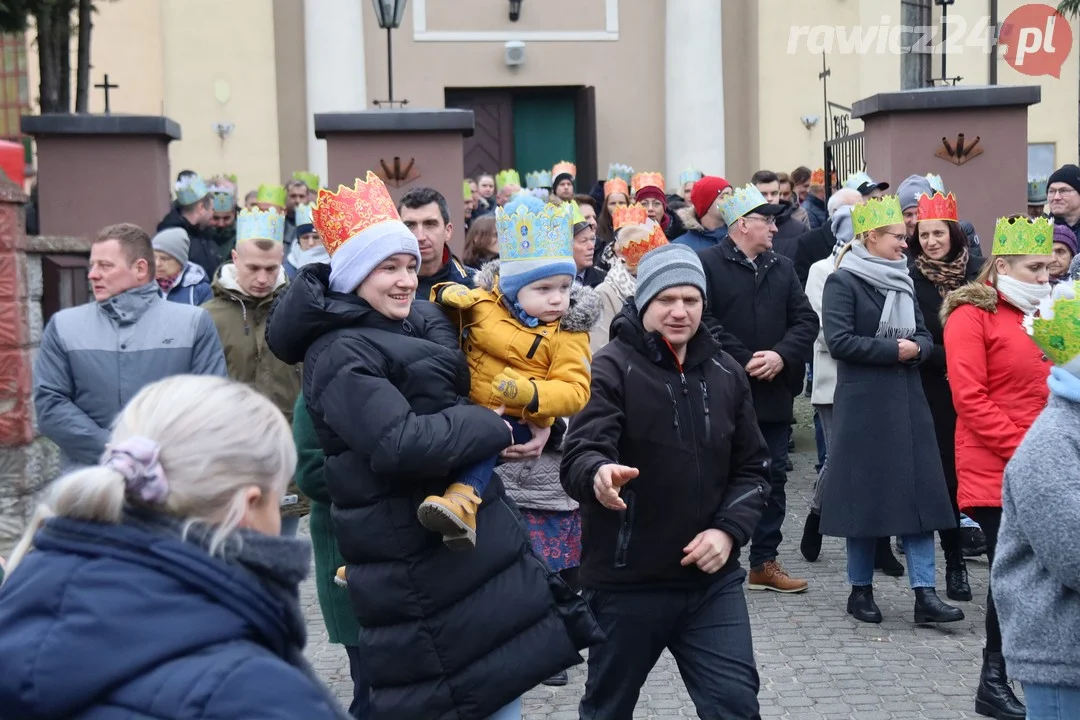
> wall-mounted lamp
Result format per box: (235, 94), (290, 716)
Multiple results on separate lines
(509, 0), (522, 22)
(800, 115), (820, 130)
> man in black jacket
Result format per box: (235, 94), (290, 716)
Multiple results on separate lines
(398, 187), (473, 299)
(562, 243), (770, 719)
(700, 184), (819, 594)
(157, 175), (220, 279)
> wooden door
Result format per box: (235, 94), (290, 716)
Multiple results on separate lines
(446, 90), (514, 179)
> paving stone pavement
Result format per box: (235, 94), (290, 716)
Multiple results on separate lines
(303, 399), (1002, 719)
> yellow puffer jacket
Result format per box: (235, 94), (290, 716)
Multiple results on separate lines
(433, 260), (602, 426)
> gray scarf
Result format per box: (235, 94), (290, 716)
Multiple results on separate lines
(838, 240), (917, 339)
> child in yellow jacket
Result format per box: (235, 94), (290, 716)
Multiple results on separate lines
(418, 199), (601, 549)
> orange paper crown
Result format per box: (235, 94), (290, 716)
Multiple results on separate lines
(313, 171), (402, 256)
(810, 168), (826, 186)
(917, 192), (959, 222)
(552, 161), (577, 178)
(632, 171), (665, 195)
(621, 222), (669, 269)
(613, 203), (648, 230)
(604, 177), (629, 199)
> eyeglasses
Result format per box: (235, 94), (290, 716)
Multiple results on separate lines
(743, 214), (777, 227)
(878, 231), (907, 241)
(1049, 187), (1078, 197)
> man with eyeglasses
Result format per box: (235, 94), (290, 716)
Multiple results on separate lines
(698, 184), (819, 595)
(1048, 164), (1080, 237)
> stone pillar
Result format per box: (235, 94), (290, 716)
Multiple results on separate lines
(665, 0), (725, 180)
(21, 115), (182, 237)
(304, 0), (368, 187)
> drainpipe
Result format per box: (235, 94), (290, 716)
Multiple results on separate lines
(989, 0), (998, 85)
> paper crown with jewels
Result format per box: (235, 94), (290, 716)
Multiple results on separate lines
(525, 170), (552, 189)
(925, 173), (946, 194)
(236, 207), (285, 244)
(175, 175), (209, 206)
(851, 195), (904, 235)
(496, 169), (521, 191)
(612, 203), (648, 230)
(551, 161), (576, 179)
(292, 171), (320, 192)
(607, 163), (634, 183)
(1030, 282), (1080, 366)
(679, 169), (704, 186)
(719, 184), (771, 226)
(620, 221), (669, 270)
(1028, 178), (1049, 204)
(917, 192), (959, 223)
(257, 184), (287, 209)
(992, 215), (1054, 256)
(209, 185), (235, 213)
(312, 172), (403, 257)
(495, 202), (573, 264)
(294, 202), (315, 229)
(631, 171), (665, 195)
(604, 177), (629, 199)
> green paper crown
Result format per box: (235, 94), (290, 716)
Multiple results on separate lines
(496, 169), (521, 191)
(568, 200), (587, 228)
(851, 195), (903, 235)
(463, 180), (473, 200)
(1031, 288), (1080, 365)
(993, 215), (1053, 256)
(292, 171), (319, 191)
(256, 183), (287, 208)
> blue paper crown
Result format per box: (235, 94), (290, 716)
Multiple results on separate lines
(925, 173), (945, 194)
(525, 170), (552, 189)
(294, 202), (315, 228)
(495, 202), (573, 264)
(236, 207), (286, 244)
(718, 184), (769, 226)
(209, 185), (235, 213)
(679, 168), (704, 186)
(607, 163), (634, 183)
(1028, 177), (1049, 204)
(175, 175), (209, 206)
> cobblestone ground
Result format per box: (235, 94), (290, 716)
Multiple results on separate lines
(304, 399), (1001, 719)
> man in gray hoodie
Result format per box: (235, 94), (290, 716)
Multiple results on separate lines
(994, 282), (1080, 719)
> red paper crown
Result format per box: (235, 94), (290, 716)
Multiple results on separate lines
(604, 177), (629, 199)
(917, 192), (959, 222)
(613, 203), (648, 230)
(632, 171), (665, 195)
(312, 172), (402, 256)
(621, 222), (669, 269)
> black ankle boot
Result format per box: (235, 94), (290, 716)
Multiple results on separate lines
(874, 537), (905, 577)
(800, 511), (822, 562)
(945, 550), (973, 602)
(913, 587), (964, 623)
(542, 670), (568, 687)
(975, 650), (1025, 719)
(846, 585), (882, 623)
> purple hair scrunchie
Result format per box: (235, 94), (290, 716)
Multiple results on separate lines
(101, 436), (170, 505)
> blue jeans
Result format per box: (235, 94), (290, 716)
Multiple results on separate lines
(1023, 684), (1080, 719)
(749, 421), (790, 567)
(456, 417), (533, 493)
(847, 532), (936, 588)
(487, 697), (521, 720)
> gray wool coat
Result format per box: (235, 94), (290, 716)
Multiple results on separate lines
(818, 269), (956, 538)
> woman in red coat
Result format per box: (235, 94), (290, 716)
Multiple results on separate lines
(942, 215), (1054, 720)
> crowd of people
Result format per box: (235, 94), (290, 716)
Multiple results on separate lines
(1, 156), (1079, 720)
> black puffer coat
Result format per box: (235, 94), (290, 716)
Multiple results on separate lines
(267, 264), (601, 720)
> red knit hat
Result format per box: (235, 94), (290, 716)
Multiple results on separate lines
(691, 176), (732, 219)
(634, 185), (667, 207)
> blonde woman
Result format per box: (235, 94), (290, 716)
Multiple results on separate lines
(0, 375), (349, 720)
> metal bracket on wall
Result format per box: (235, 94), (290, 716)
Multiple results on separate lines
(376, 157), (421, 187)
(935, 134), (983, 166)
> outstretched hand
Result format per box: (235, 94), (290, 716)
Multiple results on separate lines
(592, 463), (639, 511)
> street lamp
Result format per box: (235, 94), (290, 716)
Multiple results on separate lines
(371, 0), (409, 107)
(934, 0), (961, 85)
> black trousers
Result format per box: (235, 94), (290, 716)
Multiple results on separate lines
(579, 570), (760, 720)
(345, 645), (370, 719)
(968, 506), (1003, 653)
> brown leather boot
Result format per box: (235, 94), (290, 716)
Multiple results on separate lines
(748, 560), (809, 593)
(417, 483), (482, 550)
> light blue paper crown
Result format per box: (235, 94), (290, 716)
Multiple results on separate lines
(209, 185), (235, 213)
(495, 202), (573, 263)
(175, 175), (209, 206)
(294, 202), (315, 228)
(607, 163), (634, 183)
(925, 173), (945, 194)
(237, 207), (286, 244)
(679, 168), (704, 185)
(1028, 177), (1049, 204)
(525, 170), (552, 189)
(843, 171), (873, 191)
(719, 184), (769, 226)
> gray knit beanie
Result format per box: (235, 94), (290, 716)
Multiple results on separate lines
(634, 243), (707, 313)
(151, 227), (190, 266)
(897, 174), (934, 211)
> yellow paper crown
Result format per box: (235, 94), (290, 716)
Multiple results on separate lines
(496, 169), (521, 191)
(992, 215), (1054, 256)
(256, 184), (286, 209)
(463, 180), (473, 200)
(312, 172), (402, 257)
(292, 171), (320, 192)
(851, 195), (903, 235)
(568, 200), (587, 228)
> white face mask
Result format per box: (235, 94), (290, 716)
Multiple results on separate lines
(996, 274), (1052, 315)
